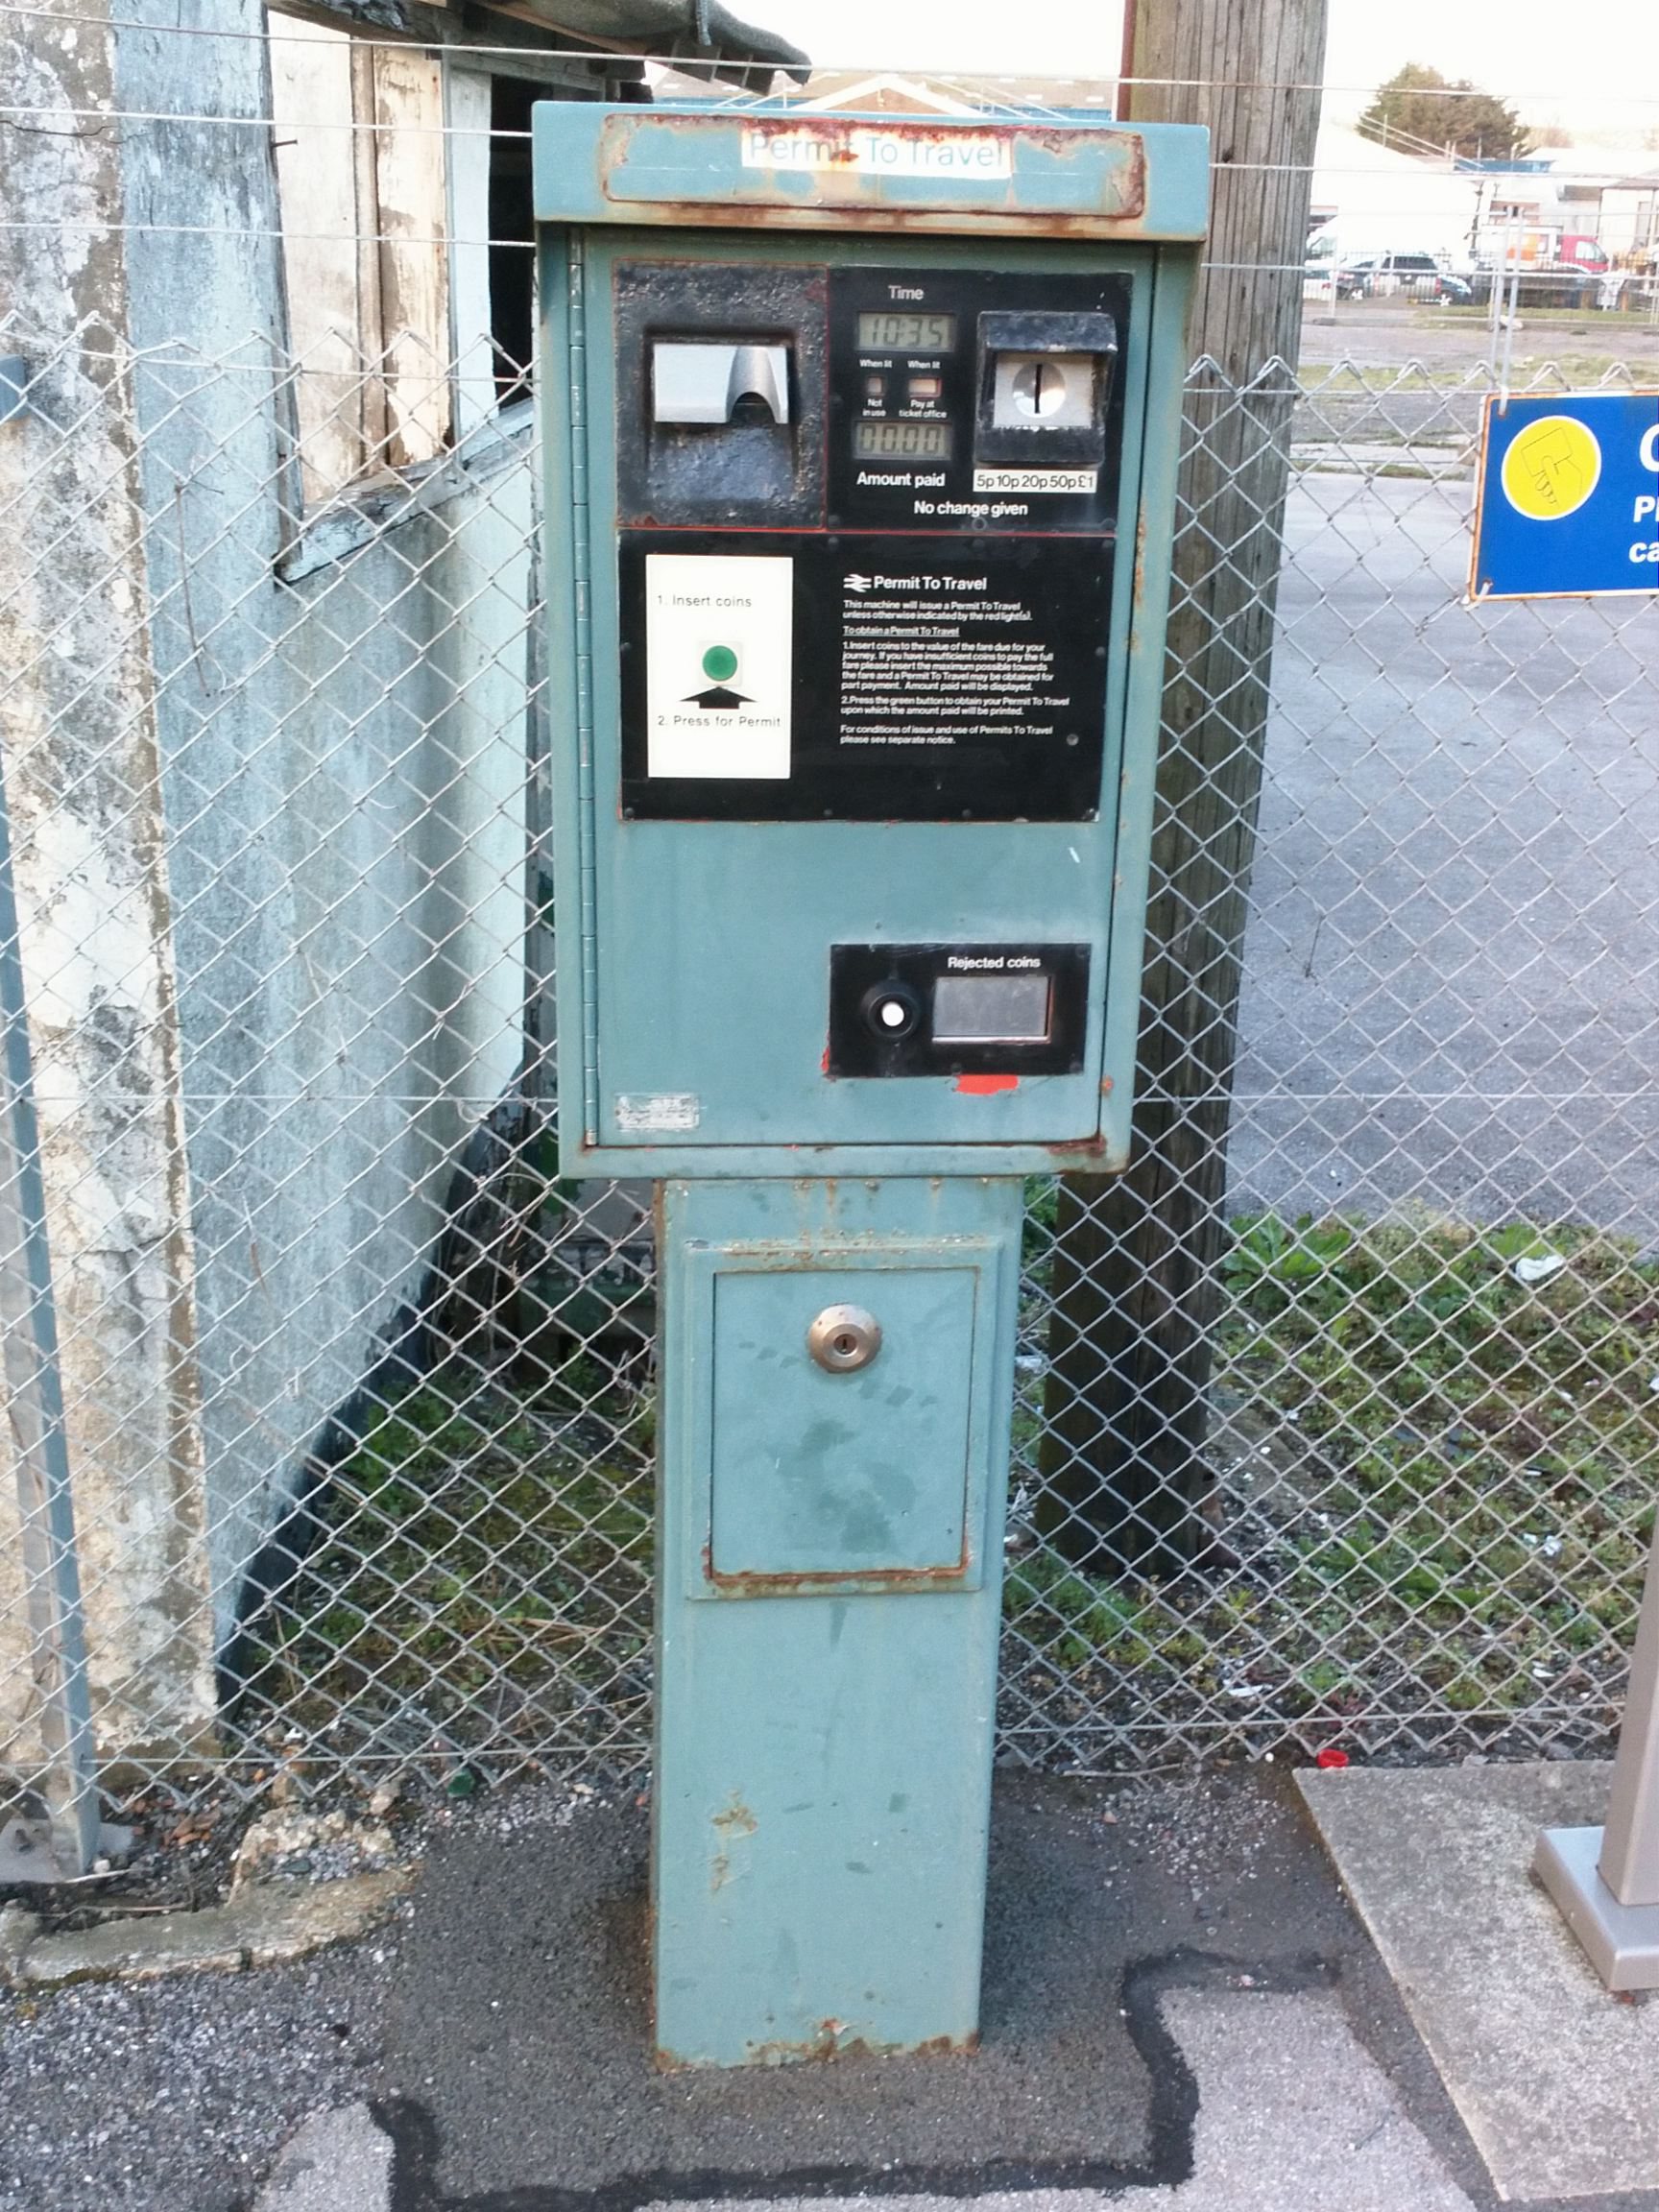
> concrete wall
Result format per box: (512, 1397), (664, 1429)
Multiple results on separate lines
(148, 470), (535, 1636)
(0, 0), (214, 1772)
(1, 0), (535, 1772)
(115, 0), (534, 1647)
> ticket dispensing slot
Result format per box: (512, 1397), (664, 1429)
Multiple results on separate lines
(613, 262), (827, 529)
(651, 341), (791, 426)
(639, 329), (797, 514)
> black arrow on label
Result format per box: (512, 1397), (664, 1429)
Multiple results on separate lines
(683, 685), (753, 709)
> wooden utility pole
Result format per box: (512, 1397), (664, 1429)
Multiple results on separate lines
(1039, 0), (1329, 1573)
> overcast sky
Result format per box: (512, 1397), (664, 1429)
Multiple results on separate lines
(752, 0), (1659, 144)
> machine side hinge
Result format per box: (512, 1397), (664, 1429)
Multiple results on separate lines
(566, 233), (602, 1148)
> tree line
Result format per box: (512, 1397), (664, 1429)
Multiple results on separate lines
(1359, 62), (1533, 162)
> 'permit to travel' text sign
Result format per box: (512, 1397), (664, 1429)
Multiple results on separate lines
(740, 126), (1013, 180)
(1471, 390), (1659, 598)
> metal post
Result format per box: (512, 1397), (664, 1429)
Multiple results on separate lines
(1533, 1515), (1659, 1988)
(0, 755), (100, 1875)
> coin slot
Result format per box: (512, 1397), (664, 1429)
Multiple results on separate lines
(991, 351), (1097, 431)
(974, 309), (1118, 476)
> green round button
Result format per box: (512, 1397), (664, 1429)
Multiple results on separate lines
(701, 645), (738, 683)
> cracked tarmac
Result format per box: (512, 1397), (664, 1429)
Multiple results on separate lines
(3, 1766), (1656, 2212)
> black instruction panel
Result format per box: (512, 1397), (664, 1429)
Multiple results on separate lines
(613, 263), (1132, 824)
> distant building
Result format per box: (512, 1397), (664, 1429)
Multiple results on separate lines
(1306, 123), (1480, 264)
(1602, 168), (1659, 269)
(789, 68), (1117, 120)
(1457, 145), (1658, 271)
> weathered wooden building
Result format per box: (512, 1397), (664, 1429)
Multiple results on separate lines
(0, 0), (801, 1812)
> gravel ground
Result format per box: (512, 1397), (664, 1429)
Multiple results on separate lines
(0, 1944), (389, 2212)
(0, 1767), (1344, 2212)
(0, 1778), (608, 2212)
(4, 1764), (1643, 2212)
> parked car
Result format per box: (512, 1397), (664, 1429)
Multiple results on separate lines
(1343, 252), (1471, 305)
(1469, 263), (1603, 312)
(1304, 259), (1368, 302)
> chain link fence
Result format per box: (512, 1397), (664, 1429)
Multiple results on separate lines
(3, 302), (1657, 1820)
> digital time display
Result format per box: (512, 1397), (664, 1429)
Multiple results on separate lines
(856, 311), (957, 352)
(853, 420), (953, 462)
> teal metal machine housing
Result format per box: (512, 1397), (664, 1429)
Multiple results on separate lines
(533, 102), (1207, 2066)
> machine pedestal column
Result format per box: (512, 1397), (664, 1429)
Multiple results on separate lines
(651, 1175), (1022, 2067)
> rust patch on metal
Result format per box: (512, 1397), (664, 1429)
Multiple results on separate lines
(709, 1792), (757, 1891)
(741, 2023), (979, 2066)
(1118, 132), (1148, 224)
(1045, 1133), (1112, 1164)
(699, 1539), (969, 1599)
(597, 113), (1152, 235)
(690, 1226), (939, 1271)
(658, 2026), (977, 2070)
(590, 202), (1152, 240)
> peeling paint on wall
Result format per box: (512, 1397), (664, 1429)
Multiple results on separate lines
(2, 0), (537, 1776)
(0, 0), (215, 1768)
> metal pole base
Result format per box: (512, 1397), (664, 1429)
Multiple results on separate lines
(0, 1810), (132, 1885)
(1533, 1826), (1659, 1991)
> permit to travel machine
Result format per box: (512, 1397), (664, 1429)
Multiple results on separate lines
(533, 101), (1208, 2067)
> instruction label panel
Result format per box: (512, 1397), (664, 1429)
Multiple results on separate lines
(621, 535), (1110, 821)
(838, 568), (1072, 750)
(642, 553), (792, 778)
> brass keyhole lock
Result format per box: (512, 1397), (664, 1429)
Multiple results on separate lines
(806, 1304), (882, 1373)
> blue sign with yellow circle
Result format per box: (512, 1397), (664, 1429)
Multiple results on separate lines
(1471, 390), (1659, 598)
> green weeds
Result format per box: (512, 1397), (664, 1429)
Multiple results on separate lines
(249, 1358), (654, 1758)
(1006, 1213), (1659, 1741)
(254, 1201), (1658, 1763)
(1221, 1214), (1657, 1709)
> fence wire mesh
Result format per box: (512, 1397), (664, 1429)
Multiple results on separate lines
(2, 301), (1657, 1817)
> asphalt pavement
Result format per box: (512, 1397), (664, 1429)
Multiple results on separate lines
(6, 1766), (1659, 2212)
(1227, 458), (1659, 1245)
